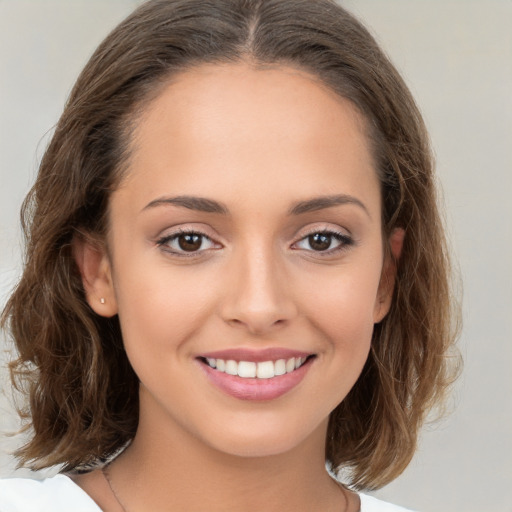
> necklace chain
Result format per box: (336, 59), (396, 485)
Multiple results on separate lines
(101, 464), (351, 512)
(102, 464), (129, 512)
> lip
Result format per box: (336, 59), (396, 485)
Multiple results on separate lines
(196, 349), (315, 401)
(199, 348), (311, 363)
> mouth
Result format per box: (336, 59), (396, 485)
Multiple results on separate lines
(196, 350), (316, 401)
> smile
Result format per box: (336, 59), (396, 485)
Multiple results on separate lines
(203, 356), (309, 379)
(197, 350), (316, 401)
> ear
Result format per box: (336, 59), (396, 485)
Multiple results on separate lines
(373, 228), (405, 323)
(73, 235), (118, 317)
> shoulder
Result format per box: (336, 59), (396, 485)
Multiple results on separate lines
(0, 474), (102, 512)
(359, 493), (417, 512)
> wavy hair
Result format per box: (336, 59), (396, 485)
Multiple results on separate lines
(1, 0), (460, 489)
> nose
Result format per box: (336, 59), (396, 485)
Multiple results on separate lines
(219, 243), (298, 336)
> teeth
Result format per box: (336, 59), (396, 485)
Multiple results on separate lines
(225, 360), (238, 376)
(274, 359), (286, 376)
(205, 356), (309, 379)
(238, 361), (256, 378)
(257, 361), (274, 379)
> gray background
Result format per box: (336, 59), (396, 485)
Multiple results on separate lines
(1, 1), (511, 511)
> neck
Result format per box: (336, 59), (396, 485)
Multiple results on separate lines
(107, 393), (346, 512)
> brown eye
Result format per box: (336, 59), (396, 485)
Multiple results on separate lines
(308, 233), (332, 251)
(178, 233), (203, 252)
(294, 230), (353, 255)
(157, 230), (218, 256)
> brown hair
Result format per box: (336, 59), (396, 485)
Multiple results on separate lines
(1, 0), (460, 489)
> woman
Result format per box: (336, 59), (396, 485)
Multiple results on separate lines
(0, 0), (459, 510)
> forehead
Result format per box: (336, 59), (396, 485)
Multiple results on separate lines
(131, 62), (371, 158)
(117, 62), (380, 218)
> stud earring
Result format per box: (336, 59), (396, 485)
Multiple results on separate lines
(100, 298), (106, 304)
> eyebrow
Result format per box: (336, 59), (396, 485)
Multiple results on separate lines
(143, 196), (229, 214)
(142, 194), (370, 218)
(288, 194), (370, 217)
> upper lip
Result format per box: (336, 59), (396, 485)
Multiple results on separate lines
(198, 348), (313, 362)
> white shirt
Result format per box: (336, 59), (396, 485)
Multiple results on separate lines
(0, 474), (415, 511)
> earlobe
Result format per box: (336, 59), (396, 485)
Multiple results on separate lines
(373, 228), (405, 324)
(73, 235), (118, 317)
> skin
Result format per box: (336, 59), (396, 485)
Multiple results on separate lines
(74, 62), (403, 512)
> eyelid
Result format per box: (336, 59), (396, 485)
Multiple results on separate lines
(154, 223), (355, 259)
(156, 227), (222, 258)
(291, 226), (354, 256)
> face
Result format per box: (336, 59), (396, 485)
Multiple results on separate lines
(80, 63), (400, 458)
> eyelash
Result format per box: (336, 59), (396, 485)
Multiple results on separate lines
(156, 228), (354, 258)
(293, 230), (354, 255)
(156, 229), (218, 258)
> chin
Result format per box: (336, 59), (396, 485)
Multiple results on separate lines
(209, 436), (304, 459)
(200, 415), (327, 460)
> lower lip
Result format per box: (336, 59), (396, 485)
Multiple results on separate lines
(198, 358), (313, 401)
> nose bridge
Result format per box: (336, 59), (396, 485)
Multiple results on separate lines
(220, 235), (296, 334)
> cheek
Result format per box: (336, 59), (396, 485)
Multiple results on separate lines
(298, 264), (381, 339)
(294, 259), (382, 394)
(112, 259), (217, 365)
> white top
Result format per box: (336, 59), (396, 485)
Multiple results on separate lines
(0, 474), (415, 511)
